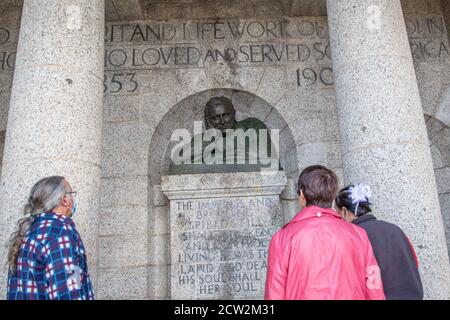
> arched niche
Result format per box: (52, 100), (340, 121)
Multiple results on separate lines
(148, 88), (298, 185)
(146, 88), (298, 299)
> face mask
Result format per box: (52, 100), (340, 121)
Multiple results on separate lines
(71, 198), (77, 217)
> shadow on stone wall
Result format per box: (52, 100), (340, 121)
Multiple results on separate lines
(426, 115), (450, 258)
(0, 130), (5, 175)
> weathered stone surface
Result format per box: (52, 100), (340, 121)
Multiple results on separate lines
(431, 144), (447, 169)
(333, 167), (345, 189)
(234, 67), (266, 93)
(148, 234), (169, 266)
(435, 167), (450, 194)
(109, 0), (144, 21)
(139, 0), (331, 21)
(296, 142), (328, 170)
(290, 112), (339, 146)
(401, 0), (443, 14)
(248, 95), (274, 121)
(99, 234), (148, 268)
(255, 66), (287, 106)
(99, 206), (148, 236)
(443, 0), (450, 44)
(97, 267), (148, 300)
(440, 193), (450, 257)
(148, 264), (169, 299)
(140, 91), (176, 132)
(4, 69), (104, 162)
(0, 130), (4, 176)
(282, 199), (300, 223)
(149, 205), (169, 236)
(432, 127), (450, 165)
(162, 171), (287, 200)
(152, 184), (169, 207)
(0, 89), (10, 131)
(103, 95), (139, 122)
(280, 177), (297, 200)
(0, 5), (22, 31)
(416, 62), (450, 116)
(435, 85), (450, 126)
(290, 0), (327, 16)
(100, 176), (148, 208)
(0, 6), (21, 131)
(101, 121), (150, 178)
(426, 115), (446, 139)
(105, 0), (119, 21)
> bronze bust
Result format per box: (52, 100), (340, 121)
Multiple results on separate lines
(169, 96), (280, 174)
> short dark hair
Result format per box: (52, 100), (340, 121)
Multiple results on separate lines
(297, 165), (339, 208)
(205, 96), (235, 116)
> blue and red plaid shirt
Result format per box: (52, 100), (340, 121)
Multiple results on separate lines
(7, 212), (94, 300)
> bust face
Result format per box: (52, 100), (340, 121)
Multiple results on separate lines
(205, 99), (237, 133)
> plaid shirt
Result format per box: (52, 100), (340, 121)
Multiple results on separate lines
(7, 212), (94, 300)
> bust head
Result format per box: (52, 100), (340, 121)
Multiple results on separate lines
(204, 96), (237, 133)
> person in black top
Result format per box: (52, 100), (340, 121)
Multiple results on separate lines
(335, 183), (423, 300)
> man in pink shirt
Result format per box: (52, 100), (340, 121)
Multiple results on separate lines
(265, 165), (385, 300)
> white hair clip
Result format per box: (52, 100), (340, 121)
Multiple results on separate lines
(349, 183), (372, 215)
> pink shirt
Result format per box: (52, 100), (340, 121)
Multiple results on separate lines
(265, 206), (385, 300)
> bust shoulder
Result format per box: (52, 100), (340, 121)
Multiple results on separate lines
(235, 117), (268, 130)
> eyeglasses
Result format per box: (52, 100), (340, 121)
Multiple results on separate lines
(65, 191), (77, 198)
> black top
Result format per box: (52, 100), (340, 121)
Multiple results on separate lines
(353, 214), (423, 300)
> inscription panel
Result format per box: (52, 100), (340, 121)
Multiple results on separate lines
(102, 15), (450, 97)
(170, 196), (282, 299)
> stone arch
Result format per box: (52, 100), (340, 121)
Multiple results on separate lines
(426, 114), (450, 257)
(146, 88), (299, 299)
(148, 88), (298, 185)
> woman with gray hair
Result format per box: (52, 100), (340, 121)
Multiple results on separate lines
(6, 176), (94, 300)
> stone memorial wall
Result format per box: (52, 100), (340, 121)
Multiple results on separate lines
(0, 0), (449, 299)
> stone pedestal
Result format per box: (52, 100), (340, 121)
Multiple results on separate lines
(161, 171), (287, 300)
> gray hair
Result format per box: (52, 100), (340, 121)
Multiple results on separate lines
(7, 176), (69, 270)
